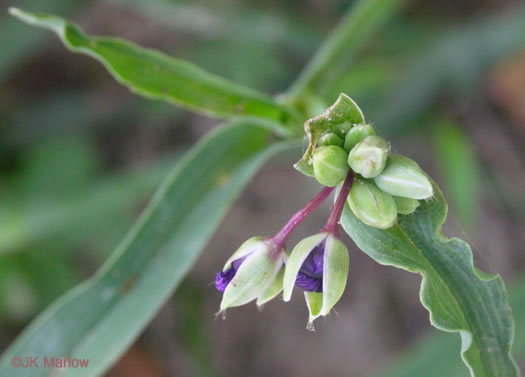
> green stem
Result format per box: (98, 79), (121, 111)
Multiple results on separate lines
(286, 0), (407, 101)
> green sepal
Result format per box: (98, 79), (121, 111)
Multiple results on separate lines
(347, 178), (397, 229)
(320, 234), (349, 316)
(374, 154), (433, 200)
(393, 196), (420, 215)
(305, 292), (323, 330)
(223, 236), (264, 270)
(283, 233), (327, 301)
(256, 267), (285, 307)
(294, 93), (365, 176)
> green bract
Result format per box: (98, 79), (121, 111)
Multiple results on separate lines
(347, 178), (397, 229)
(344, 123), (376, 152)
(348, 135), (389, 178)
(393, 196), (420, 215)
(313, 145), (350, 187)
(374, 154), (433, 200)
(294, 93), (365, 176)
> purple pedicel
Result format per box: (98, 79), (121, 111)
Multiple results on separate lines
(215, 255), (250, 291)
(295, 239), (326, 292)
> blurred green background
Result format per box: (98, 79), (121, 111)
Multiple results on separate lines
(1, 0), (524, 376)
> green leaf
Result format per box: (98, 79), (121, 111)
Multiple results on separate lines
(0, 121), (297, 377)
(0, 0), (86, 82)
(369, 274), (525, 377)
(341, 182), (518, 377)
(9, 8), (293, 125)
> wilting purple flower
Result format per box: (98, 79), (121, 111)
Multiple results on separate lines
(283, 232), (349, 326)
(294, 240), (325, 292)
(216, 237), (286, 311)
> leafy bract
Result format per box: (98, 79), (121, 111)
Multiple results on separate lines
(340, 182), (518, 377)
(369, 274), (525, 377)
(0, 121), (296, 377)
(294, 93), (365, 176)
(9, 8), (293, 125)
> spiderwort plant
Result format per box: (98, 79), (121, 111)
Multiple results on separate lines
(7, 4), (519, 377)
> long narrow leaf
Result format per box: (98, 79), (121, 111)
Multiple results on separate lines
(0, 0), (86, 82)
(341, 182), (518, 376)
(9, 8), (293, 126)
(0, 121), (297, 377)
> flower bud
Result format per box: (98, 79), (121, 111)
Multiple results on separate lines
(313, 145), (350, 187)
(283, 233), (349, 327)
(334, 121), (353, 137)
(394, 196), (420, 215)
(348, 136), (389, 178)
(217, 237), (285, 311)
(374, 154), (433, 200)
(347, 178), (397, 229)
(318, 133), (344, 148)
(344, 124), (376, 152)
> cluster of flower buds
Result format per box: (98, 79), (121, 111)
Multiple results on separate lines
(215, 94), (434, 328)
(299, 94), (434, 229)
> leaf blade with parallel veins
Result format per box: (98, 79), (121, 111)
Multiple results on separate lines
(0, 121), (297, 377)
(9, 8), (293, 126)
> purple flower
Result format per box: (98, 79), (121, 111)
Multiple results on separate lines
(216, 237), (286, 311)
(283, 232), (349, 326)
(294, 240), (325, 292)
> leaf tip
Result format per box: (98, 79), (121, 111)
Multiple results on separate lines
(8, 7), (25, 19)
(9, 8), (40, 27)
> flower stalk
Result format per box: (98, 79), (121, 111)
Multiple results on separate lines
(322, 171), (354, 237)
(270, 185), (334, 248)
